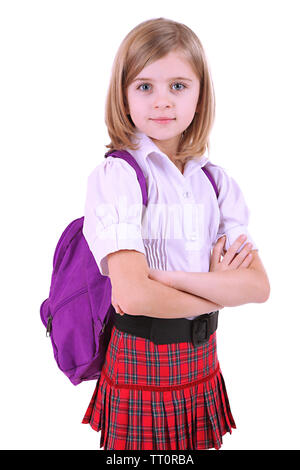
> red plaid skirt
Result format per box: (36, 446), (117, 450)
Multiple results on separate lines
(82, 324), (236, 450)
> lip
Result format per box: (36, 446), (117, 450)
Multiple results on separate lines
(150, 118), (176, 124)
(150, 117), (175, 120)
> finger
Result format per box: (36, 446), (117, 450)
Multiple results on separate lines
(148, 268), (156, 279)
(212, 236), (226, 261)
(239, 252), (252, 268)
(223, 234), (247, 265)
(112, 302), (122, 314)
(210, 237), (225, 270)
(117, 304), (126, 315)
(230, 243), (253, 269)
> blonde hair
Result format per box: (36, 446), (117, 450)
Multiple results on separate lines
(104, 17), (216, 160)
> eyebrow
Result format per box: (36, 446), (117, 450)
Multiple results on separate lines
(133, 76), (193, 82)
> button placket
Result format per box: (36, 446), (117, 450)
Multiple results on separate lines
(181, 185), (201, 247)
(185, 191), (196, 241)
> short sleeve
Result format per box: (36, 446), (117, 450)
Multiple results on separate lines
(82, 156), (146, 276)
(211, 164), (258, 253)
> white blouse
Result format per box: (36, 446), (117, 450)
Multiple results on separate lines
(83, 130), (258, 320)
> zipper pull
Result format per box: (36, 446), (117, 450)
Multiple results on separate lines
(46, 315), (52, 337)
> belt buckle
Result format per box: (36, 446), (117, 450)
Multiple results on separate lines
(192, 316), (208, 347)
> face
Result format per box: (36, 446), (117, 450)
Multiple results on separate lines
(126, 50), (200, 159)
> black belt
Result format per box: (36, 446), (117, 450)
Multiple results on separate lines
(113, 310), (219, 348)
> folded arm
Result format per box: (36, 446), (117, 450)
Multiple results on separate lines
(150, 250), (270, 308)
(107, 250), (223, 319)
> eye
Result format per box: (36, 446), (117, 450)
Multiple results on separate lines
(136, 82), (187, 92)
(172, 82), (186, 91)
(137, 83), (151, 91)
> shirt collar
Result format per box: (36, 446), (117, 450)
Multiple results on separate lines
(128, 130), (209, 168)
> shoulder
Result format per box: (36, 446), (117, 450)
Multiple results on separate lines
(85, 156), (143, 206)
(88, 156), (138, 181)
(203, 161), (232, 192)
(204, 161), (243, 194)
(204, 161), (232, 181)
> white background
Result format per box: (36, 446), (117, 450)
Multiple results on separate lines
(1, 0), (299, 450)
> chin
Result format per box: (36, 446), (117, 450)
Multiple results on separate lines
(146, 127), (182, 139)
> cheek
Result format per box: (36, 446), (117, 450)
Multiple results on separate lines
(127, 93), (142, 113)
(130, 102), (148, 122)
(178, 97), (198, 118)
(126, 89), (137, 111)
(187, 94), (200, 117)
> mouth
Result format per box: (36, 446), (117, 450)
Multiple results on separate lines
(150, 118), (176, 124)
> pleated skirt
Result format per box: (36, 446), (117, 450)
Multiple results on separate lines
(82, 323), (236, 450)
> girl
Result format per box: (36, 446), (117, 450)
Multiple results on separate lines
(81, 17), (270, 450)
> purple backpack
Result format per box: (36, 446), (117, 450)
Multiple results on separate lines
(40, 150), (219, 385)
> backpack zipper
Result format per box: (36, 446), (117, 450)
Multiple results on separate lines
(46, 315), (53, 337)
(52, 287), (88, 316)
(46, 286), (108, 338)
(45, 287), (87, 338)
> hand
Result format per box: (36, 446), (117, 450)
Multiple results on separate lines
(111, 292), (126, 316)
(209, 234), (253, 273)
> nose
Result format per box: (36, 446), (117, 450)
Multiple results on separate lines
(152, 88), (173, 109)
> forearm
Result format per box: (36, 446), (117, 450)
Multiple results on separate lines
(168, 269), (268, 307)
(123, 278), (222, 319)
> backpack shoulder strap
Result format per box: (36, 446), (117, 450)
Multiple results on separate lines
(105, 150), (148, 206)
(201, 166), (219, 199)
